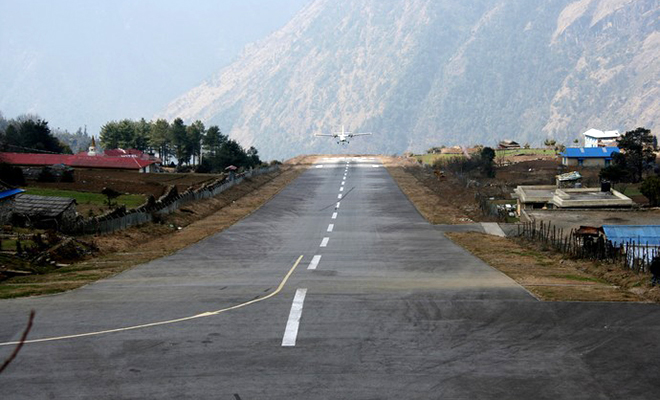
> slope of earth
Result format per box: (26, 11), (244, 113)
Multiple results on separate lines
(159, 0), (660, 159)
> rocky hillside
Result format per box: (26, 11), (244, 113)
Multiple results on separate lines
(159, 0), (660, 159)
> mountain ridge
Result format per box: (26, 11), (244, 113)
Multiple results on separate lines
(159, 0), (660, 159)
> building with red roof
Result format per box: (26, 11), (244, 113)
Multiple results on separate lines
(0, 152), (160, 173)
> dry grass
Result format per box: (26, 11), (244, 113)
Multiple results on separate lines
(447, 232), (660, 302)
(380, 157), (474, 224)
(0, 159), (313, 299)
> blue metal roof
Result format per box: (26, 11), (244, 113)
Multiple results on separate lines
(560, 147), (620, 158)
(602, 225), (660, 247)
(0, 188), (24, 200)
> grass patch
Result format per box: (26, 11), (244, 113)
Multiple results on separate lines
(24, 187), (145, 208)
(553, 274), (606, 283)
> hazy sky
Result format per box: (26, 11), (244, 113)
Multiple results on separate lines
(0, 0), (310, 134)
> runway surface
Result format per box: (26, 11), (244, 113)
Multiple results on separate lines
(1, 157), (659, 399)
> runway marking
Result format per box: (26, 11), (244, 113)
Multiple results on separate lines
(338, 194), (342, 199)
(282, 288), (307, 347)
(340, 187), (344, 191)
(327, 224), (334, 232)
(315, 165), (324, 168)
(332, 212), (338, 219)
(336, 202), (341, 209)
(307, 255), (322, 270)
(320, 237), (329, 247)
(0, 256), (305, 347)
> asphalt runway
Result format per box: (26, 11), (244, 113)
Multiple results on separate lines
(1, 156), (659, 399)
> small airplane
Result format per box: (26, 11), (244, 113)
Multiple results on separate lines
(314, 125), (372, 144)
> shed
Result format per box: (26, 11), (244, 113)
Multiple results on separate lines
(603, 225), (660, 265)
(559, 147), (619, 167)
(12, 194), (78, 230)
(555, 171), (582, 188)
(0, 181), (25, 224)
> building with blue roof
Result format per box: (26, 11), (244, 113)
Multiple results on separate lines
(560, 147), (620, 167)
(603, 225), (660, 266)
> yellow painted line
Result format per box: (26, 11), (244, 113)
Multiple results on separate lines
(0, 255), (304, 347)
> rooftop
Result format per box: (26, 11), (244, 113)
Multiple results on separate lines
(582, 129), (621, 138)
(0, 152), (158, 170)
(13, 194), (77, 218)
(560, 147), (620, 158)
(603, 225), (660, 247)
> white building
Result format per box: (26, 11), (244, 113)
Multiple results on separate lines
(582, 129), (620, 147)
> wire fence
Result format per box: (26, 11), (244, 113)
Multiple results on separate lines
(66, 165), (280, 235)
(517, 220), (657, 273)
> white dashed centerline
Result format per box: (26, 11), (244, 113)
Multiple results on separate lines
(340, 187), (344, 191)
(332, 212), (338, 219)
(282, 288), (307, 347)
(336, 202), (341, 209)
(327, 224), (334, 232)
(320, 237), (329, 247)
(338, 194), (342, 199)
(308, 255), (322, 270)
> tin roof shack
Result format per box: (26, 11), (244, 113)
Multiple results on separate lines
(498, 140), (520, 149)
(559, 147), (619, 167)
(0, 182), (25, 225)
(556, 171), (582, 189)
(13, 194), (78, 231)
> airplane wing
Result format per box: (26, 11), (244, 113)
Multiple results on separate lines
(314, 133), (337, 137)
(349, 132), (372, 137)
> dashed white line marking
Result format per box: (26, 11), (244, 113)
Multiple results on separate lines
(338, 194), (342, 199)
(336, 202), (341, 209)
(340, 187), (344, 191)
(327, 224), (334, 232)
(282, 288), (307, 347)
(320, 237), (329, 247)
(308, 255), (322, 270)
(332, 212), (338, 219)
(315, 165), (324, 168)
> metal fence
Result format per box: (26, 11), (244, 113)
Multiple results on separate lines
(67, 166), (280, 235)
(517, 220), (657, 273)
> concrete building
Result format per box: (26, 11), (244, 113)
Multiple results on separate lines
(582, 129), (620, 147)
(560, 147), (620, 167)
(514, 185), (633, 219)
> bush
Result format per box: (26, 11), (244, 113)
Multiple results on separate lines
(60, 168), (75, 183)
(640, 175), (660, 206)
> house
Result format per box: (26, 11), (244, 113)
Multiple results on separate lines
(498, 140), (520, 150)
(559, 147), (620, 167)
(0, 152), (160, 173)
(12, 194), (78, 230)
(582, 129), (620, 148)
(0, 181), (25, 225)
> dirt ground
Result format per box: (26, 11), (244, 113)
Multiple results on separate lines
(26, 169), (224, 198)
(0, 157), (315, 299)
(448, 232), (660, 302)
(525, 209), (660, 232)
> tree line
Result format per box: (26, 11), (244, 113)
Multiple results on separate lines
(0, 111), (264, 173)
(99, 117), (261, 172)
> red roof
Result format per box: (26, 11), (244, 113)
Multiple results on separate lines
(0, 152), (158, 170)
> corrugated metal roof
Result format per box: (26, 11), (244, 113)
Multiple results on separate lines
(556, 171), (582, 181)
(0, 152), (157, 170)
(602, 225), (660, 247)
(560, 147), (620, 158)
(13, 194), (76, 218)
(582, 129), (620, 139)
(0, 188), (25, 200)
